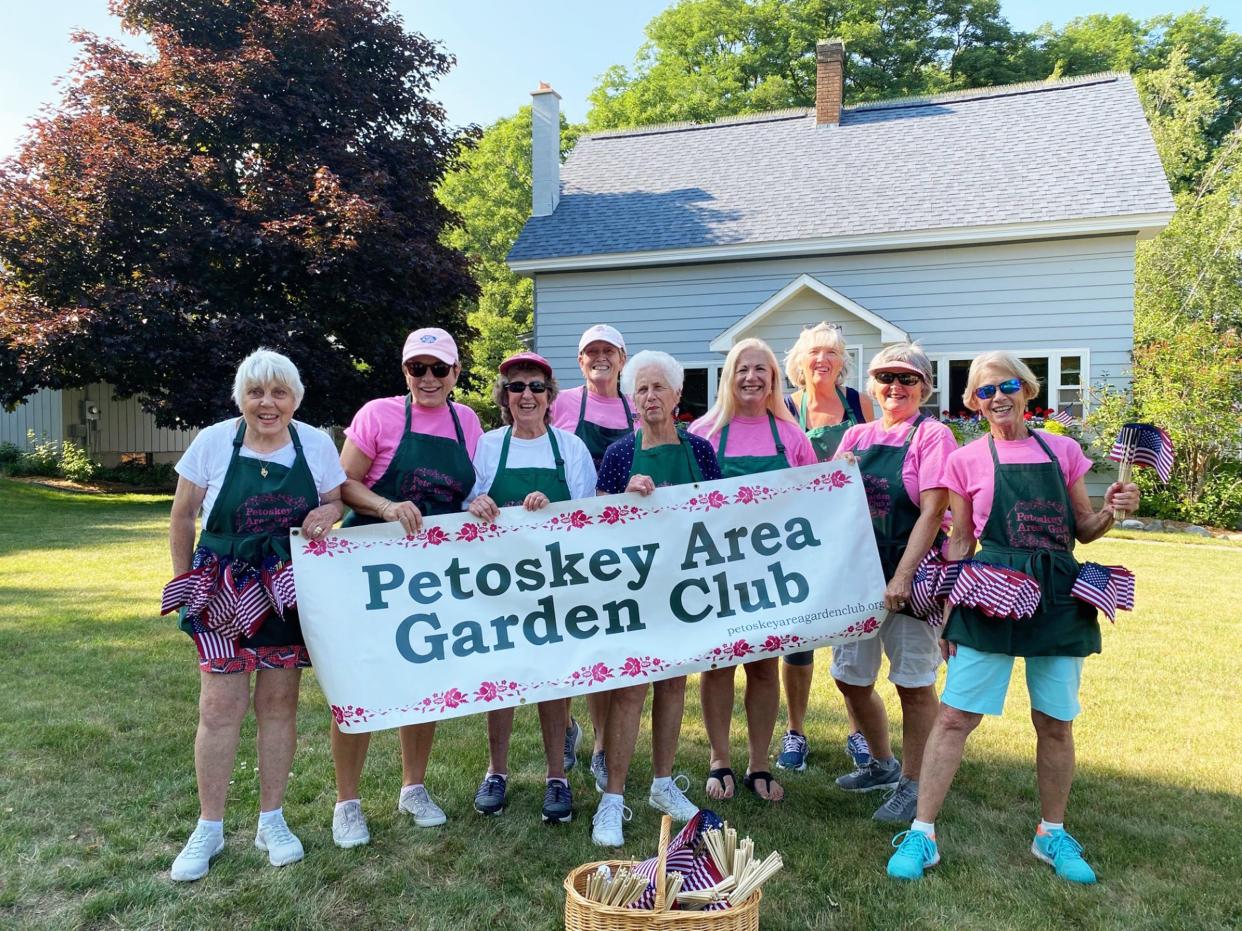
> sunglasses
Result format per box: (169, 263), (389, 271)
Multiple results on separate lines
(504, 380), (547, 395)
(875, 371), (923, 386)
(406, 361), (452, 378)
(975, 378), (1023, 400)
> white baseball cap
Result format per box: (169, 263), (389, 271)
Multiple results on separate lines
(402, 327), (459, 365)
(578, 324), (626, 353)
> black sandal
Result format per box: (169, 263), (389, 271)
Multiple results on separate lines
(706, 767), (736, 799)
(743, 770), (781, 801)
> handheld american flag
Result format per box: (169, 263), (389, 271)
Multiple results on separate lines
(1071, 562), (1135, 623)
(1109, 423), (1174, 483)
(1050, 409), (1075, 427)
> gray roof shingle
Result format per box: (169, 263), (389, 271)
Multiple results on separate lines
(508, 73), (1174, 266)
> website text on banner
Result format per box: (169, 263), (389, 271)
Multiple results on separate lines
(294, 461), (887, 733)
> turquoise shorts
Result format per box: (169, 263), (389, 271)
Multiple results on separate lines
(941, 644), (1084, 721)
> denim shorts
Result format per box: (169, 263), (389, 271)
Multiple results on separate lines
(940, 644), (1084, 721)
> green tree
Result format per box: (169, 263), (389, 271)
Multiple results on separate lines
(436, 107), (581, 406)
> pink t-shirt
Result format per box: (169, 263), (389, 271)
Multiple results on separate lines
(344, 397), (483, 488)
(688, 413), (817, 467)
(549, 385), (636, 432)
(944, 431), (1093, 540)
(838, 416), (957, 504)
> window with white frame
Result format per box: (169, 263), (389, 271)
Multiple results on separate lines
(927, 350), (1090, 419)
(679, 361), (723, 423)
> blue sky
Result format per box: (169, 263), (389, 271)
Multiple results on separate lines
(0, 1), (1234, 158)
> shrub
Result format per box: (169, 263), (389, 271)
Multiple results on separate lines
(0, 442), (21, 466)
(58, 442), (97, 483)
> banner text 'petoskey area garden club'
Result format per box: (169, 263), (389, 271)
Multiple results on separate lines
(294, 462), (887, 733)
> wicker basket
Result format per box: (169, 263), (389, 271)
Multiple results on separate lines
(563, 815), (762, 930)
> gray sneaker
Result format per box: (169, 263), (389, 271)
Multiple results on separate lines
(590, 750), (608, 793)
(873, 776), (919, 822)
(332, 800), (370, 848)
(835, 756), (902, 793)
(399, 785), (447, 827)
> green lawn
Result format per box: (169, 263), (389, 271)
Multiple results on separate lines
(1, 477), (1239, 931)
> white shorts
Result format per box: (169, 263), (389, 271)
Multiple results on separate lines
(831, 611), (941, 689)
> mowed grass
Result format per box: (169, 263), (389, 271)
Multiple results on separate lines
(0, 477), (1239, 931)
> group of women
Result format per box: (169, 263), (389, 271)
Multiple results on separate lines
(165, 321), (1139, 887)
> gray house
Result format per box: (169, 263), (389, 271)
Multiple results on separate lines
(508, 43), (1175, 427)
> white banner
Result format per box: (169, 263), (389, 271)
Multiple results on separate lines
(294, 461), (887, 733)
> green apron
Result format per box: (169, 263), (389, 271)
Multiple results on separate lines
(945, 432), (1100, 657)
(182, 420), (316, 649)
(799, 388), (858, 462)
(857, 416), (925, 582)
(342, 398), (474, 526)
(717, 413), (790, 479)
(575, 387), (635, 468)
(487, 427), (573, 506)
(629, 429), (704, 488)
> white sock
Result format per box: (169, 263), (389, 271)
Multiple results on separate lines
(258, 808), (284, 827)
(196, 818), (223, 836)
(547, 776), (568, 787)
(334, 799), (359, 813)
(911, 819), (935, 837)
(1040, 819), (1064, 833)
(601, 792), (624, 806)
(651, 776), (672, 791)
(486, 770), (507, 779)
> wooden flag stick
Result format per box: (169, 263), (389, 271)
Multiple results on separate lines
(1114, 427), (1134, 521)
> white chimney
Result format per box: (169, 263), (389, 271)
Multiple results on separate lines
(530, 82), (562, 217)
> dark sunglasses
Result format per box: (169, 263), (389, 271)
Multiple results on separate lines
(875, 371), (923, 386)
(975, 378), (1023, 400)
(504, 380), (547, 395)
(406, 361), (452, 378)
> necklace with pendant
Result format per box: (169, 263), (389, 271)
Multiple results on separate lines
(260, 462), (270, 478)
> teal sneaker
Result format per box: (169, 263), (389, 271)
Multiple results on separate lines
(1032, 827), (1097, 884)
(886, 829), (939, 880)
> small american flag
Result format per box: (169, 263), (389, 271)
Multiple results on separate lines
(1051, 409), (1075, 426)
(948, 561), (1042, 620)
(631, 810), (726, 909)
(1109, 423), (1174, 483)
(1071, 562), (1135, 623)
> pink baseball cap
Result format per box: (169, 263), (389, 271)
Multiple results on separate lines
(868, 358), (926, 379)
(499, 351), (553, 379)
(578, 324), (626, 353)
(402, 327), (459, 365)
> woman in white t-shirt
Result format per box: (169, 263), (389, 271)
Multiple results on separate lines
(466, 352), (596, 825)
(163, 349), (345, 883)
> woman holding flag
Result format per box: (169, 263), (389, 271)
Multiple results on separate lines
(689, 338), (817, 803)
(886, 351), (1139, 886)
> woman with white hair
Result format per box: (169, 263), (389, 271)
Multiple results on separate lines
(887, 351), (1139, 885)
(164, 348), (346, 881)
(777, 323), (874, 773)
(590, 350), (721, 847)
(689, 338), (817, 803)
(829, 343), (957, 823)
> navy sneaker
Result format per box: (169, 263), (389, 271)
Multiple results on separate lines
(542, 779), (574, 823)
(775, 730), (809, 771)
(845, 730), (872, 767)
(473, 774), (508, 816)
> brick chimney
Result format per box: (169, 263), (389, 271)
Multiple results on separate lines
(815, 39), (845, 126)
(530, 82), (561, 217)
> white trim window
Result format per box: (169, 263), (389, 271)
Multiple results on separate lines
(679, 360), (723, 422)
(926, 349), (1091, 418)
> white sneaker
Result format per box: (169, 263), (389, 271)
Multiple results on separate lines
(170, 824), (224, 881)
(332, 800), (370, 849)
(399, 785), (447, 827)
(254, 814), (304, 867)
(649, 774), (699, 822)
(590, 795), (632, 848)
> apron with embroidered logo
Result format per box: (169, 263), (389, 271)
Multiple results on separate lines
(717, 413), (790, 479)
(629, 429), (704, 488)
(342, 398), (474, 526)
(575, 388), (635, 469)
(945, 432), (1099, 657)
(487, 427), (573, 506)
(857, 416), (926, 582)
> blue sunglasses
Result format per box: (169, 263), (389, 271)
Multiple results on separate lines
(975, 378), (1023, 400)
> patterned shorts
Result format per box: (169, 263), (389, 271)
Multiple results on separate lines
(200, 644), (311, 675)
